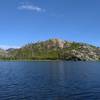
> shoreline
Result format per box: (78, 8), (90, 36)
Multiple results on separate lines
(0, 59), (99, 62)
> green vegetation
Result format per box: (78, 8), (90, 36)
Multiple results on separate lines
(0, 39), (100, 61)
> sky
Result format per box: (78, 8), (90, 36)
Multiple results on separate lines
(0, 0), (100, 49)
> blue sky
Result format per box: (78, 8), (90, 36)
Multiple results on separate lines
(0, 0), (100, 49)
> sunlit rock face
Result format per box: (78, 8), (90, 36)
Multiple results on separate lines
(46, 38), (65, 49)
(51, 39), (65, 48)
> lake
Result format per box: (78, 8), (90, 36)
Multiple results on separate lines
(0, 61), (100, 100)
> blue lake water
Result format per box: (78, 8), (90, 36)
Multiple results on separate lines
(0, 61), (100, 100)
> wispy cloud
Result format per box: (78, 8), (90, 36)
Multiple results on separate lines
(18, 3), (46, 12)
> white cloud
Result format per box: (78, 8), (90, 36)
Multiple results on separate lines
(0, 45), (20, 50)
(18, 4), (46, 12)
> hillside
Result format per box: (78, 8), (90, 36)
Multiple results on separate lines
(0, 49), (9, 59)
(4, 38), (100, 61)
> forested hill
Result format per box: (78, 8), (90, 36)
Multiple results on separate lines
(1, 39), (100, 61)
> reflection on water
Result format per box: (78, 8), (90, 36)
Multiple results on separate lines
(0, 61), (100, 100)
